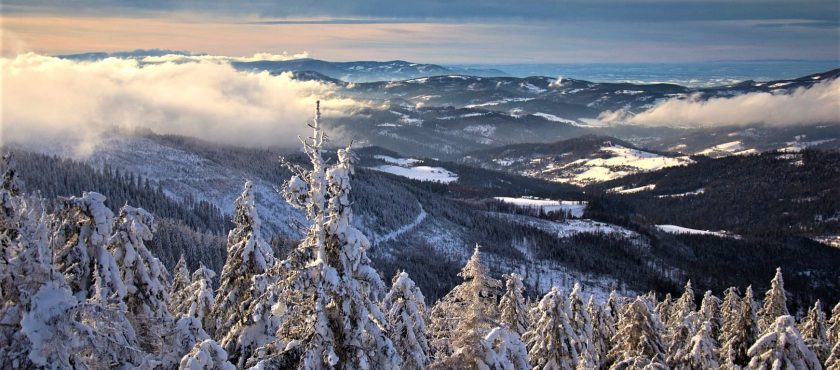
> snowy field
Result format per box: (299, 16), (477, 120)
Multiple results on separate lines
(367, 155), (459, 183)
(552, 145), (691, 185)
(494, 197), (587, 218)
(655, 224), (739, 238)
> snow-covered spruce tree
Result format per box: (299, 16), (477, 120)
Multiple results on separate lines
(384, 271), (430, 370)
(607, 297), (668, 370)
(209, 181), (277, 366)
(669, 280), (696, 327)
(108, 204), (172, 353)
(522, 287), (580, 370)
(719, 287), (741, 342)
(499, 273), (529, 335)
(52, 191), (126, 302)
(429, 245), (527, 369)
(799, 300), (831, 363)
(589, 294), (616, 369)
(165, 315), (212, 367)
(758, 267), (789, 331)
(747, 315), (821, 370)
(251, 102), (399, 369)
(655, 293), (673, 329)
(429, 244), (502, 360)
(173, 262), (216, 324)
(827, 340), (840, 370)
(665, 281), (698, 363)
(719, 285), (759, 368)
(568, 283), (594, 357)
(830, 301), (840, 349)
(179, 339), (236, 370)
(169, 254), (191, 314)
(699, 290), (722, 340)
(672, 320), (719, 370)
(606, 290), (623, 323)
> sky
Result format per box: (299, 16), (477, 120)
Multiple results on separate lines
(1, 0), (839, 63)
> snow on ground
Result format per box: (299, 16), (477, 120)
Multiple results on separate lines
(464, 97), (535, 108)
(655, 224), (739, 238)
(656, 188), (705, 198)
(696, 141), (757, 157)
(368, 165), (458, 183)
(532, 112), (585, 126)
(373, 155), (422, 166)
(488, 212), (642, 240)
(494, 197), (587, 218)
(813, 235), (840, 248)
(608, 184), (657, 194)
(551, 145), (691, 185)
(780, 138), (835, 152)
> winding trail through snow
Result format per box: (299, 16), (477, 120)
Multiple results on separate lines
(375, 202), (427, 246)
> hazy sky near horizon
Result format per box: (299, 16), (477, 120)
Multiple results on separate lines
(1, 0), (838, 63)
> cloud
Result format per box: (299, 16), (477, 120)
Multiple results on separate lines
(141, 51), (310, 63)
(618, 79), (840, 127)
(0, 53), (364, 156)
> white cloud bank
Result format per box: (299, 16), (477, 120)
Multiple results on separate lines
(141, 51), (310, 63)
(621, 78), (840, 127)
(1, 53), (362, 155)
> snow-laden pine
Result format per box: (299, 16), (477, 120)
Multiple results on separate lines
(209, 181), (277, 366)
(719, 286), (759, 368)
(384, 271), (431, 370)
(180, 339), (237, 370)
(672, 320), (719, 369)
(607, 297), (668, 370)
(800, 300), (831, 363)
(747, 315), (821, 370)
(169, 254), (191, 314)
(499, 273), (530, 335)
(109, 205), (172, 353)
(176, 262), (217, 324)
(522, 286), (580, 370)
(757, 267), (789, 331)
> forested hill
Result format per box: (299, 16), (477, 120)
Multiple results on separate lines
(585, 149), (840, 237)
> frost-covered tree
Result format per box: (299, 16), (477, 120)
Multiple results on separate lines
(384, 271), (430, 370)
(608, 297), (668, 370)
(655, 293), (673, 328)
(251, 102), (399, 369)
(209, 181), (277, 366)
(720, 287), (741, 342)
(429, 245), (521, 369)
(430, 245), (501, 359)
(179, 339), (236, 370)
(607, 290), (623, 323)
(829, 301), (840, 349)
(165, 316), (212, 368)
(827, 341), (840, 370)
(720, 286), (759, 368)
(485, 326), (531, 370)
(522, 287), (580, 370)
(173, 263), (216, 324)
(758, 267), (789, 331)
(568, 282), (594, 360)
(52, 192), (125, 302)
(699, 290), (722, 339)
(799, 300), (830, 363)
(747, 315), (821, 370)
(669, 280), (696, 327)
(672, 320), (719, 370)
(109, 205), (171, 352)
(169, 254), (191, 314)
(590, 295), (616, 369)
(499, 273), (529, 335)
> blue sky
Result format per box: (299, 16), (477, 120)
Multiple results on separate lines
(2, 0), (838, 63)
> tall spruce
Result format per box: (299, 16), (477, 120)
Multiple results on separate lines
(499, 273), (529, 335)
(799, 300), (831, 363)
(209, 181), (276, 366)
(607, 297), (668, 370)
(720, 285), (759, 368)
(384, 271), (430, 370)
(758, 267), (789, 331)
(522, 287), (580, 370)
